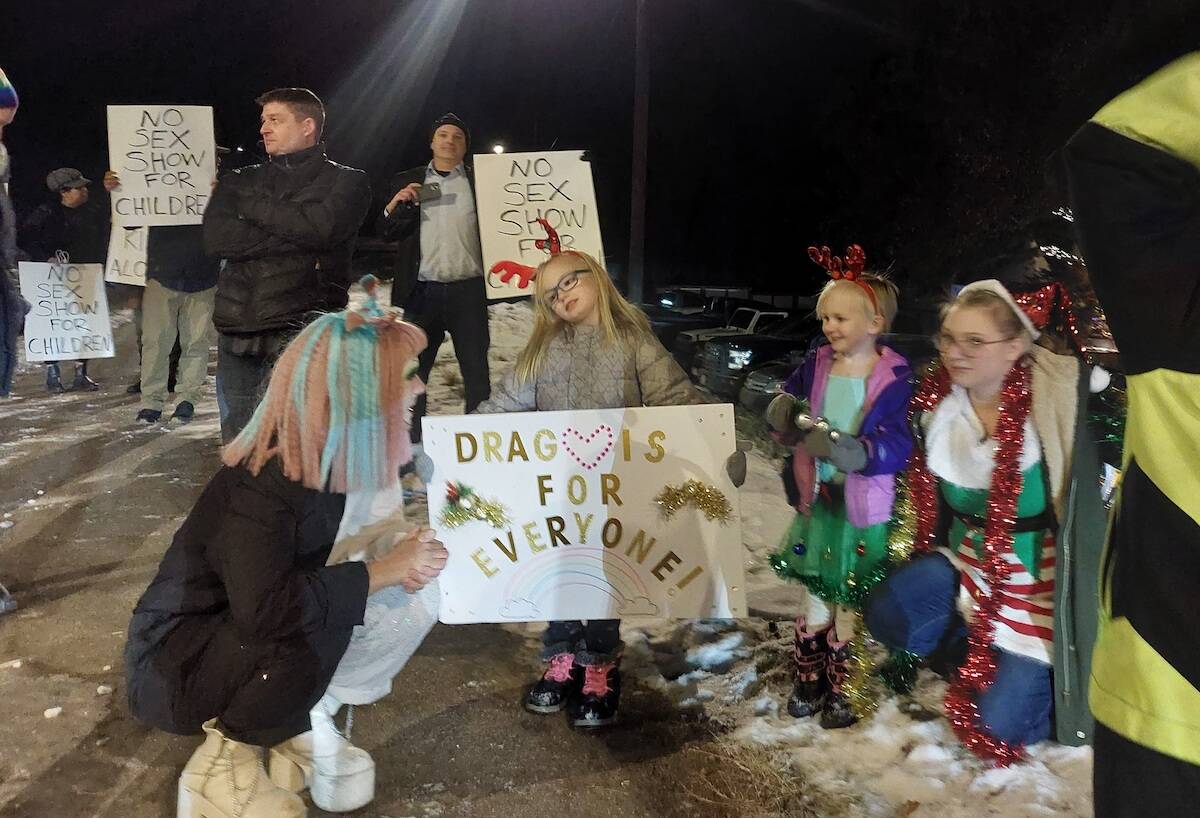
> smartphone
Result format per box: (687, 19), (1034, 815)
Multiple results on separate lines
(417, 182), (442, 203)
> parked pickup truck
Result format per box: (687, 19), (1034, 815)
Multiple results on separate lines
(672, 307), (790, 373)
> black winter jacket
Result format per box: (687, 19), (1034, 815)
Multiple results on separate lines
(20, 197), (110, 263)
(146, 225), (218, 293)
(376, 163), (476, 307)
(204, 144), (371, 336)
(125, 460), (368, 668)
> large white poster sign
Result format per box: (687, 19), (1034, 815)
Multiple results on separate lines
(107, 105), (216, 226)
(19, 262), (114, 361)
(104, 224), (148, 286)
(424, 405), (746, 624)
(473, 150), (604, 300)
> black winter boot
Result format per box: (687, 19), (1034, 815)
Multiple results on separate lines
(569, 660), (621, 728)
(46, 364), (64, 394)
(820, 637), (859, 729)
(72, 361), (99, 391)
(524, 652), (580, 714)
(786, 618), (830, 719)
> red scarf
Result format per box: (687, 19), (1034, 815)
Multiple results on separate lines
(908, 361), (1033, 766)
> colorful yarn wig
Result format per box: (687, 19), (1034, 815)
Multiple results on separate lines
(221, 276), (427, 493)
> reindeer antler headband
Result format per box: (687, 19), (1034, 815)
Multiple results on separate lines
(489, 219), (578, 291)
(808, 244), (879, 314)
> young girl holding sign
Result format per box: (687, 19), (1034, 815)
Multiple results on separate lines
(475, 224), (743, 728)
(764, 245), (913, 729)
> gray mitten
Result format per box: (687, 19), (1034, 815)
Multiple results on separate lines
(764, 392), (800, 433)
(412, 449), (434, 484)
(827, 433), (868, 473)
(802, 419), (834, 458)
(724, 439), (753, 488)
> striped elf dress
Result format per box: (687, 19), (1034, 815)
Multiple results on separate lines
(926, 387), (1055, 664)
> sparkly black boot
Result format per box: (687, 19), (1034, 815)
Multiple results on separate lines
(786, 618), (830, 719)
(820, 637), (859, 729)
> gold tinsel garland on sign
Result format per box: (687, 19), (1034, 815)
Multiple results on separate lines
(654, 480), (732, 523)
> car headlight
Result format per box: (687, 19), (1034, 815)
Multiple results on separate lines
(728, 349), (753, 370)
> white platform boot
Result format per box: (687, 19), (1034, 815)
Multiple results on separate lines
(177, 719), (306, 818)
(268, 693), (375, 813)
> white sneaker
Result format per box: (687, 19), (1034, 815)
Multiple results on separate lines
(177, 719), (306, 818)
(268, 694), (375, 813)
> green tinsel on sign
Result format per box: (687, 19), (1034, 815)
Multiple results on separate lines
(437, 481), (509, 530)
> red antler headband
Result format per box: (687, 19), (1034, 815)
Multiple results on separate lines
(534, 218), (563, 255)
(808, 244), (879, 314)
(488, 219), (578, 291)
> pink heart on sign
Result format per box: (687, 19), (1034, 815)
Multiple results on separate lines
(561, 425), (615, 471)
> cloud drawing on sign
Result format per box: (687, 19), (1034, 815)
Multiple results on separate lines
(617, 595), (660, 618)
(499, 597), (542, 619)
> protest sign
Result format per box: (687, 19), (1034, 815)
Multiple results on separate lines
(107, 105), (216, 226)
(104, 224), (148, 286)
(20, 261), (113, 361)
(424, 404), (746, 624)
(473, 150), (604, 300)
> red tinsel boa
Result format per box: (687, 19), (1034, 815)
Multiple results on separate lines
(907, 361), (1033, 766)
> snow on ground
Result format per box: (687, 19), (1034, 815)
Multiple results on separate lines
(1, 287), (1093, 816)
(420, 300), (1094, 818)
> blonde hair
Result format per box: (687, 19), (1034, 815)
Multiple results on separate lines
(515, 250), (652, 384)
(941, 288), (1033, 346)
(815, 274), (900, 332)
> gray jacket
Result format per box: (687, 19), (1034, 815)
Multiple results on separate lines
(477, 326), (705, 414)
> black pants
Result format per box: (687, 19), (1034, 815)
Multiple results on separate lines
(405, 278), (491, 443)
(125, 612), (352, 747)
(542, 620), (622, 664)
(1094, 721), (1200, 818)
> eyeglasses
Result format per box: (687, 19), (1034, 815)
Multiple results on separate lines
(545, 269), (590, 307)
(932, 331), (1016, 357)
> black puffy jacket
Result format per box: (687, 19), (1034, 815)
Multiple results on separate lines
(204, 144), (371, 336)
(125, 459), (367, 670)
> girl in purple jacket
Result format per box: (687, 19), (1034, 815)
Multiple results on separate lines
(765, 245), (913, 728)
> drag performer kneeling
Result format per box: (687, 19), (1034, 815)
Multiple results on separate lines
(865, 279), (1106, 764)
(125, 278), (443, 817)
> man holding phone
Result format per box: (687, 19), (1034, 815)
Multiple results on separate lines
(378, 113), (490, 445)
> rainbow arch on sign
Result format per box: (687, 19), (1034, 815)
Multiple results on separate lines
(502, 548), (651, 613)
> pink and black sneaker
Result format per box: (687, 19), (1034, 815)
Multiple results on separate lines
(569, 661), (621, 728)
(525, 652), (580, 714)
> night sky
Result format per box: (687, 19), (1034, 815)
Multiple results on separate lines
(4, 0), (1197, 296)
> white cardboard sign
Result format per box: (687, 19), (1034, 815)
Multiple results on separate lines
(473, 150), (604, 300)
(104, 224), (148, 287)
(19, 262), (114, 361)
(423, 405), (746, 624)
(107, 105), (216, 226)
